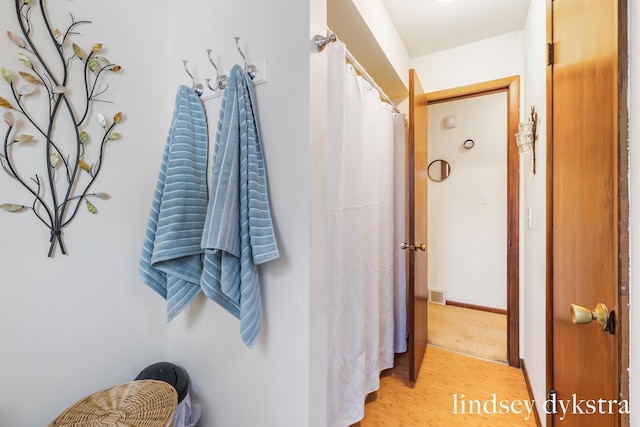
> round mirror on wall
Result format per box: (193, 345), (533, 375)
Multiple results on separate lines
(428, 159), (451, 182)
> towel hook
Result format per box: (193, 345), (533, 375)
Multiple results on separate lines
(182, 60), (204, 96)
(234, 36), (257, 79)
(205, 49), (228, 91)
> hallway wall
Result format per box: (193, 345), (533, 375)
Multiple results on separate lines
(411, 31), (525, 94)
(164, 0), (320, 425)
(522, 0), (548, 423)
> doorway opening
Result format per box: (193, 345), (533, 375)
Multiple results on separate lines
(425, 76), (521, 367)
(426, 90), (509, 364)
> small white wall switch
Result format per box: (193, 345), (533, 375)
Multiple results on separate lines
(480, 193), (489, 204)
(527, 207), (533, 229)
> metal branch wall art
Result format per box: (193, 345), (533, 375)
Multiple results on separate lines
(0, 0), (123, 256)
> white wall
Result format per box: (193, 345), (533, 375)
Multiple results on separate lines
(352, 0), (410, 90)
(0, 2), (170, 425)
(628, 1), (639, 424)
(411, 31), (525, 94)
(161, 1), (318, 426)
(427, 93), (508, 310)
(0, 0), (323, 426)
(309, 0), (330, 423)
(521, 0), (548, 423)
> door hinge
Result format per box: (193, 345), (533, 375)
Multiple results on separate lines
(547, 42), (555, 66)
(546, 389), (557, 414)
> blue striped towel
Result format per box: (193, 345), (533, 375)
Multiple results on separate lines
(139, 85), (209, 321)
(201, 65), (279, 348)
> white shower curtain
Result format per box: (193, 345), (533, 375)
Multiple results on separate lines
(325, 42), (407, 426)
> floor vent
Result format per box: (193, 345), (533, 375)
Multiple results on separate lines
(428, 289), (446, 305)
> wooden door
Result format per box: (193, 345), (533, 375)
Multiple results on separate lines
(549, 0), (621, 425)
(407, 69), (429, 381)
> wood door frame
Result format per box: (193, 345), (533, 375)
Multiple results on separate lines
(426, 75), (521, 367)
(545, 1), (630, 425)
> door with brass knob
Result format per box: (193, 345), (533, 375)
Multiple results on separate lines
(550, 0), (622, 425)
(405, 69), (428, 382)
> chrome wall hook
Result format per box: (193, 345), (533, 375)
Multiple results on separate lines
(205, 49), (228, 91)
(182, 60), (203, 96)
(234, 36), (257, 79)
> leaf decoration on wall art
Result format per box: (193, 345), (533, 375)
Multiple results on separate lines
(72, 43), (85, 60)
(18, 84), (36, 96)
(19, 71), (40, 85)
(13, 134), (33, 143)
(85, 200), (97, 214)
(1, 67), (12, 84)
(79, 131), (89, 144)
(78, 159), (91, 172)
(6, 30), (27, 48)
(3, 111), (14, 126)
(17, 53), (33, 69)
(0, 1), (124, 256)
(0, 203), (26, 212)
(88, 57), (98, 71)
(0, 97), (12, 109)
(53, 29), (63, 45)
(49, 152), (60, 168)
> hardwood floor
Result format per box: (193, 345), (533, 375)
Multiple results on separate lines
(427, 303), (507, 363)
(354, 346), (538, 426)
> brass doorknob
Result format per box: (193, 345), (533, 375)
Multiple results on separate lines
(570, 303), (609, 330)
(400, 242), (426, 251)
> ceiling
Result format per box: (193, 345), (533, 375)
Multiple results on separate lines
(328, 0), (531, 99)
(382, 0), (531, 58)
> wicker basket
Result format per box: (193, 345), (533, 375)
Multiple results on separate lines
(48, 380), (178, 427)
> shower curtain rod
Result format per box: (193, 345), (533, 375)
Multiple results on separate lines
(344, 49), (401, 114)
(315, 32), (401, 114)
